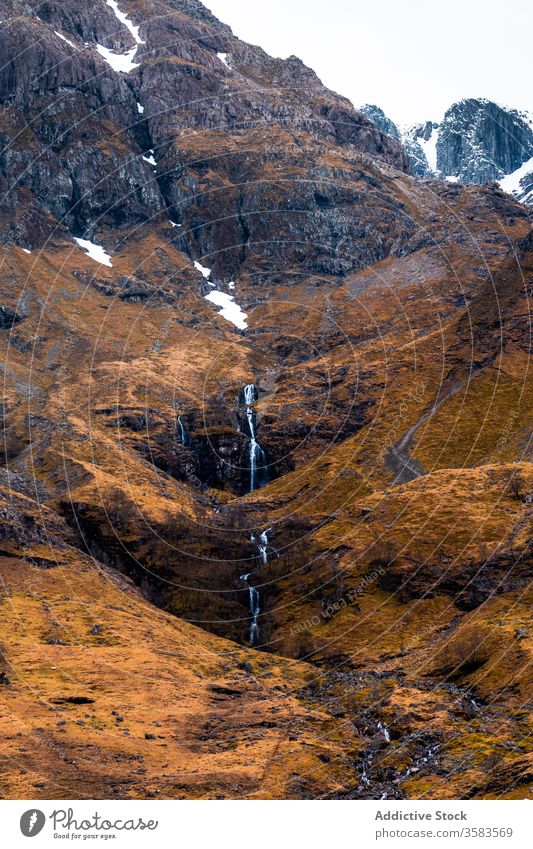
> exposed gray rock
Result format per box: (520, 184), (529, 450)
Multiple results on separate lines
(359, 104), (401, 141)
(436, 98), (533, 183)
(361, 98), (533, 204)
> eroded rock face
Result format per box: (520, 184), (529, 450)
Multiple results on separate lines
(361, 98), (533, 202)
(436, 98), (533, 183)
(359, 104), (401, 141)
(0, 15), (164, 242)
(0, 0), (409, 265)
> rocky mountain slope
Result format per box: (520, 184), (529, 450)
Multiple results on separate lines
(0, 0), (531, 800)
(360, 99), (533, 205)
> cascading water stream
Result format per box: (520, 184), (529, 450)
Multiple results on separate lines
(241, 383), (267, 493)
(240, 571), (261, 644)
(248, 582), (260, 642)
(258, 528), (270, 565)
(243, 383), (255, 406)
(177, 415), (188, 446)
(241, 528), (270, 644)
(239, 384), (270, 643)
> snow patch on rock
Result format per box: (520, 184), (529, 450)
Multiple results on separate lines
(205, 290), (248, 330)
(55, 30), (76, 48)
(96, 44), (139, 73)
(97, 1), (144, 74)
(74, 237), (113, 267)
(105, 0), (144, 45)
(194, 260), (212, 279)
(499, 155), (533, 197)
(418, 127), (439, 173)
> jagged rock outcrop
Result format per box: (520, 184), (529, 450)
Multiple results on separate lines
(436, 98), (533, 183)
(361, 97), (533, 203)
(0, 0), (410, 270)
(359, 104), (400, 141)
(359, 106), (438, 178)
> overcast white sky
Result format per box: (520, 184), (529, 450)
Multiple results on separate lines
(206, 0), (533, 127)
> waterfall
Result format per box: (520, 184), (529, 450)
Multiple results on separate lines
(241, 383), (267, 493)
(241, 528), (270, 644)
(249, 439), (267, 493)
(258, 528), (270, 564)
(239, 382), (270, 642)
(248, 585), (260, 643)
(177, 415), (188, 446)
(240, 572), (261, 644)
(377, 721), (391, 743)
(246, 405), (255, 438)
(243, 383), (256, 405)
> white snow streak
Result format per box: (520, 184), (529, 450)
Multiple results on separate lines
(97, 1), (144, 74)
(217, 52), (231, 69)
(55, 31), (76, 48)
(499, 155), (533, 196)
(96, 44), (139, 73)
(105, 0), (144, 44)
(74, 237), (113, 267)
(418, 127), (439, 173)
(194, 260), (212, 279)
(205, 290), (248, 329)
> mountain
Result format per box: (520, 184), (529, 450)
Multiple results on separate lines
(437, 99), (533, 183)
(0, 1), (531, 800)
(361, 98), (533, 204)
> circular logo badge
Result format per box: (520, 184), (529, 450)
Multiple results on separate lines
(20, 810), (46, 837)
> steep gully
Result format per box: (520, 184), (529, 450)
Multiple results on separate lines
(148, 374), (471, 646)
(177, 375), (468, 645)
(177, 382), (272, 644)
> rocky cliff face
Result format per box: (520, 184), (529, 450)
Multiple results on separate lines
(0, 0), (409, 273)
(0, 0), (531, 801)
(437, 98), (533, 183)
(362, 98), (533, 205)
(359, 104), (401, 141)
(360, 105), (433, 178)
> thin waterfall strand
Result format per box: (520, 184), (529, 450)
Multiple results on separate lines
(178, 415), (188, 446)
(241, 528), (270, 644)
(241, 383), (267, 494)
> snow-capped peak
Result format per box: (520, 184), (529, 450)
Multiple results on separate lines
(360, 99), (533, 204)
